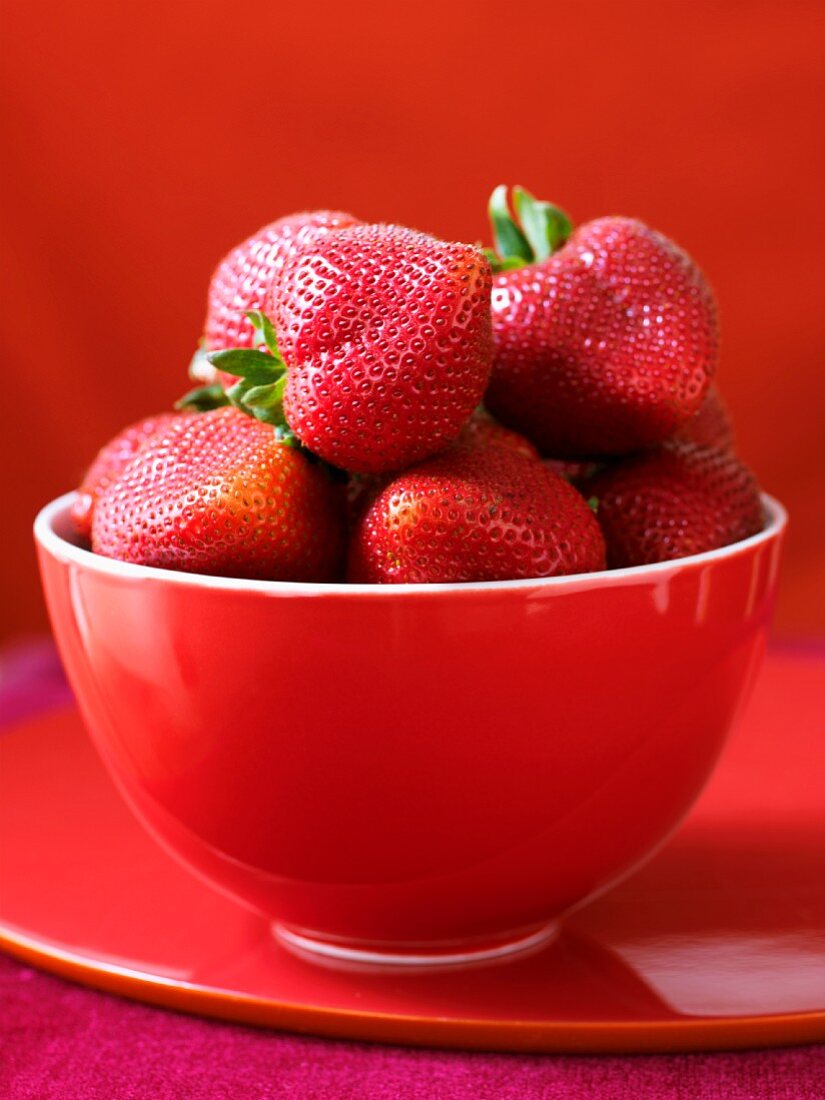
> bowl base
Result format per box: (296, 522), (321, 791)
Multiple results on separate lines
(273, 920), (558, 969)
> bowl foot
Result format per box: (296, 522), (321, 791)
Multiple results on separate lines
(273, 920), (558, 969)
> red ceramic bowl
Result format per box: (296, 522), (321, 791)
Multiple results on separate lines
(36, 492), (786, 965)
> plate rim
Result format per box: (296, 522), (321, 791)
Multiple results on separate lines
(3, 911), (825, 1054)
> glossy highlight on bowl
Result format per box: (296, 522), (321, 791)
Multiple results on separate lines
(35, 492), (786, 965)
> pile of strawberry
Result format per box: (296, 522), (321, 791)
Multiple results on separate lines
(72, 188), (764, 584)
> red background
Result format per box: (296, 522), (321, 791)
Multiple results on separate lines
(1, 0), (823, 642)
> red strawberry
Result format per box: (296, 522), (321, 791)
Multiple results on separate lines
(589, 442), (763, 567)
(71, 412), (184, 539)
(483, 186), (719, 456)
(670, 385), (734, 452)
(348, 444), (605, 584)
(92, 407), (346, 581)
(205, 211), (360, 352)
(345, 410), (537, 530)
(344, 409), (538, 530)
(213, 223), (492, 474)
(458, 407), (539, 460)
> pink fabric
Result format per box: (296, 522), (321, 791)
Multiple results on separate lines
(2, 642), (825, 1098)
(0, 638), (72, 725)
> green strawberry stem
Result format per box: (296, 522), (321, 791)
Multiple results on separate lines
(176, 312), (349, 480)
(177, 311), (307, 449)
(203, 309), (292, 430)
(176, 383), (230, 412)
(487, 185), (573, 272)
(243, 376), (287, 411)
(208, 348), (282, 384)
(489, 185), (533, 265)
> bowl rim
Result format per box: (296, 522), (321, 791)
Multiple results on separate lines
(35, 490), (787, 599)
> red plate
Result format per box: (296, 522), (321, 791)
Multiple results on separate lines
(1, 647), (824, 1053)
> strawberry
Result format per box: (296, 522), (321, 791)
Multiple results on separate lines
(269, 223), (495, 473)
(458, 407), (539, 460)
(344, 410), (537, 530)
(92, 407), (346, 581)
(670, 385), (734, 452)
(204, 210), (360, 352)
(207, 225), (493, 474)
(71, 412), (184, 539)
(343, 408), (537, 529)
(483, 186), (719, 456)
(589, 442), (763, 567)
(539, 388), (732, 503)
(347, 444), (605, 584)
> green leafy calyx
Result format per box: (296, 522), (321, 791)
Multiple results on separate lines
(208, 311), (291, 427)
(176, 313), (299, 444)
(487, 185), (572, 273)
(175, 383), (230, 412)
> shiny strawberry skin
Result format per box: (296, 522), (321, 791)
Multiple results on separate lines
(589, 442), (763, 567)
(346, 411), (535, 523)
(348, 445), (605, 584)
(92, 407), (346, 581)
(346, 411), (534, 530)
(268, 224), (494, 474)
(486, 217), (719, 456)
(71, 412), (183, 539)
(670, 385), (734, 452)
(205, 211), (360, 352)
